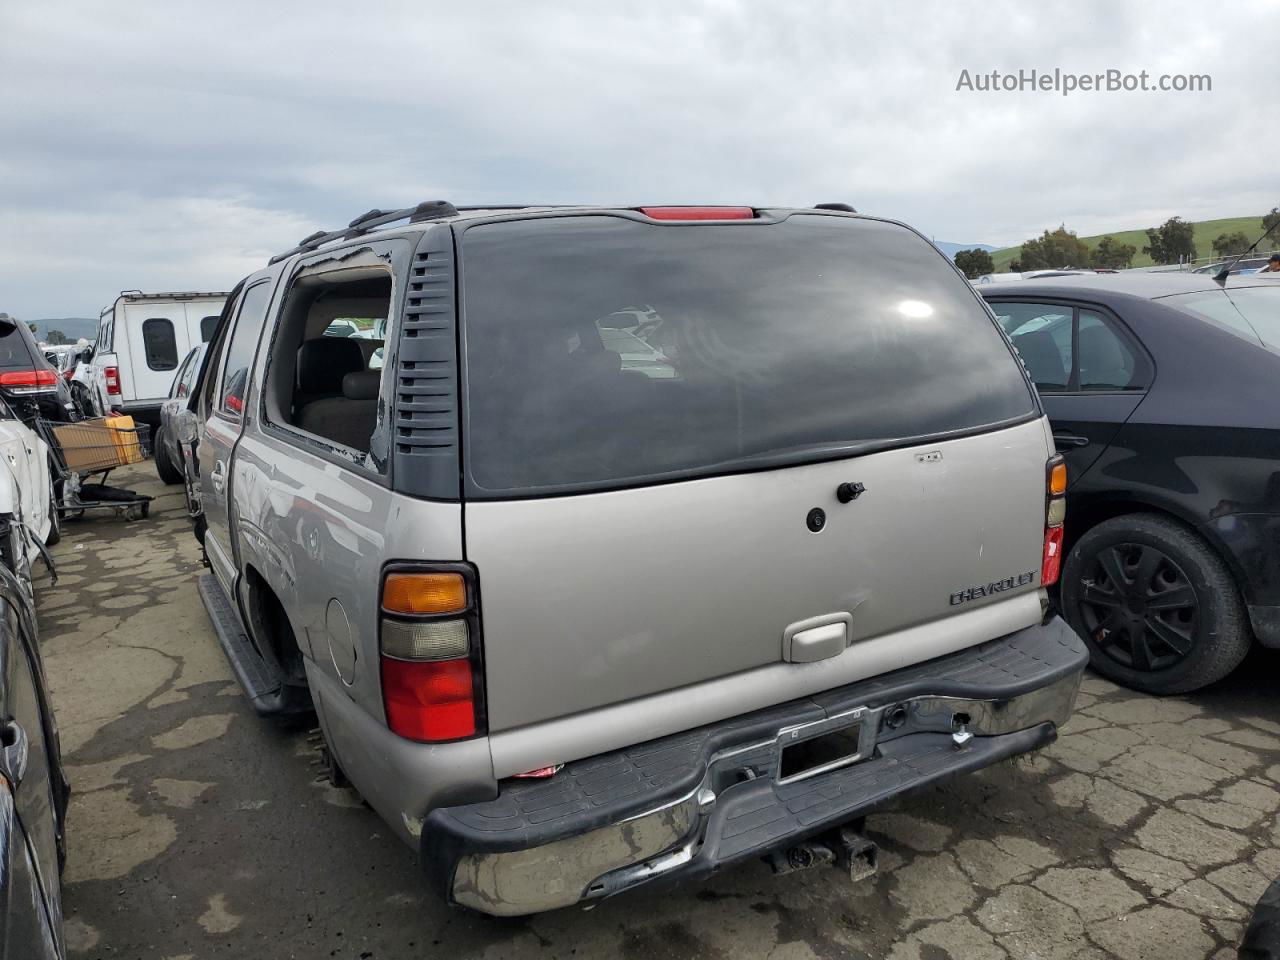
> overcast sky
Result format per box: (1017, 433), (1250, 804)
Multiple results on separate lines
(1, 0), (1276, 319)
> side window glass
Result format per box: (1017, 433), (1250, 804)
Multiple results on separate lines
(200, 315), (220, 342)
(266, 267), (391, 461)
(993, 303), (1072, 393)
(218, 283), (272, 418)
(173, 352), (196, 398)
(1078, 309), (1138, 391)
(169, 355), (190, 398)
(142, 318), (178, 371)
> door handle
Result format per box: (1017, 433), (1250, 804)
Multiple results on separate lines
(211, 460), (226, 494)
(0, 718), (28, 787)
(1053, 433), (1090, 449)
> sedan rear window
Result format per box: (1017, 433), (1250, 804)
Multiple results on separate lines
(0, 326), (36, 369)
(460, 215), (1037, 495)
(1163, 285), (1280, 349)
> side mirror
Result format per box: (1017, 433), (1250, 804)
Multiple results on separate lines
(175, 409), (198, 444)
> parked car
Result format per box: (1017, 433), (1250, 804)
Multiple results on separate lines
(0, 318), (79, 427)
(42, 344), (99, 420)
(0, 397), (58, 589)
(1191, 256), (1274, 276)
(0, 562), (70, 959)
(186, 201), (1086, 916)
(155, 344), (205, 486)
(982, 273), (1280, 694)
(91, 291), (227, 427)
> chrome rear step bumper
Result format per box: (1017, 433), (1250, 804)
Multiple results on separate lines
(423, 615), (1087, 916)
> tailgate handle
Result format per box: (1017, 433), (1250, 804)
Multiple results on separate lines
(783, 613), (853, 663)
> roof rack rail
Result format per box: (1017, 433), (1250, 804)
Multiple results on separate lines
(268, 200), (459, 264)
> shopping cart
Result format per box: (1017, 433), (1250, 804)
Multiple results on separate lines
(36, 417), (155, 521)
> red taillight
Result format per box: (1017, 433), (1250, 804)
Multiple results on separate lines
(381, 657), (476, 741)
(0, 369), (58, 388)
(1042, 526), (1064, 586)
(1042, 455), (1066, 586)
(379, 564), (483, 743)
(225, 394), (243, 413)
(638, 206), (755, 221)
(104, 366), (121, 396)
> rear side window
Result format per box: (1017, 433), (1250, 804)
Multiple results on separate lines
(218, 282), (273, 418)
(992, 303), (1073, 391)
(992, 302), (1141, 393)
(460, 215), (1037, 495)
(142, 318), (178, 371)
(200, 315), (220, 342)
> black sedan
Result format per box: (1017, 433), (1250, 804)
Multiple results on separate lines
(982, 274), (1280, 694)
(0, 564), (69, 958)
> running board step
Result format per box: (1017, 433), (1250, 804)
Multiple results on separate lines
(198, 573), (306, 716)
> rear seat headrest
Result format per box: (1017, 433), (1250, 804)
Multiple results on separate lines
(342, 370), (380, 400)
(296, 338), (365, 395)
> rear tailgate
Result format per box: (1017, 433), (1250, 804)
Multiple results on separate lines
(467, 419), (1051, 731)
(454, 211), (1049, 734)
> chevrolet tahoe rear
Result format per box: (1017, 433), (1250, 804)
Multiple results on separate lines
(194, 202), (1087, 917)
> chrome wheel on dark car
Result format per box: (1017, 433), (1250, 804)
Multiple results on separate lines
(1062, 514), (1251, 695)
(1079, 543), (1197, 671)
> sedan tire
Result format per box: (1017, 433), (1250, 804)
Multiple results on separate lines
(1061, 513), (1250, 695)
(154, 428), (183, 485)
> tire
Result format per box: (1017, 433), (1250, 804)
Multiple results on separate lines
(1061, 513), (1251, 695)
(154, 427), (183, 485)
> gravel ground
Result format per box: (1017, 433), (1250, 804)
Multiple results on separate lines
(37, 464), (1280, 960)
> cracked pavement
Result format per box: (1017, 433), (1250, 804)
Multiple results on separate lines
(39, 466), (1280, 959)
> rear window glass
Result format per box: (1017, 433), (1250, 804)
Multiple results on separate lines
(0, 326), (35, 368)
(1163, 285), (1280, 349)
(142, 318), (178, 371)
(460, 215), (1037, 495)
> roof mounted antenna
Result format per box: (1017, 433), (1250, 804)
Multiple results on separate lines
(814, 202), (857, 213)
(1215, 210), (1280, 286)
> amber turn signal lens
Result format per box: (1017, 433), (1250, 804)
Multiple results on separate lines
(1049, 462), (1068, 496)
(382, 572), (467, 615)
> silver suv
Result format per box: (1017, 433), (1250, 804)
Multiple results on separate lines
(185, 202), (1087, 915)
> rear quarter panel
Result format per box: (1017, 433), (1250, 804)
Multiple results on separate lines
(1067, 295), (1280, 605)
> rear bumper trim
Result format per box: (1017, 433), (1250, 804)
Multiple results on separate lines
(424, 616), (1087, 915)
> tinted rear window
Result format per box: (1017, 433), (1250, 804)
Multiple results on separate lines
(0, 326), (36, 369)
(1163, 285), (1280, 349)
(460, 215), (1037, 495)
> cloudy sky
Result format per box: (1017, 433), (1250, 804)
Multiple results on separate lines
(1, 0), (1276, 319)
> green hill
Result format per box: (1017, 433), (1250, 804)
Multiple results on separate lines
(989, 215), (1269, 272)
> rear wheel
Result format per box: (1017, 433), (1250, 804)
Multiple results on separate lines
(154, 427), (183, 484)
(1061, 514), (1250, 694)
